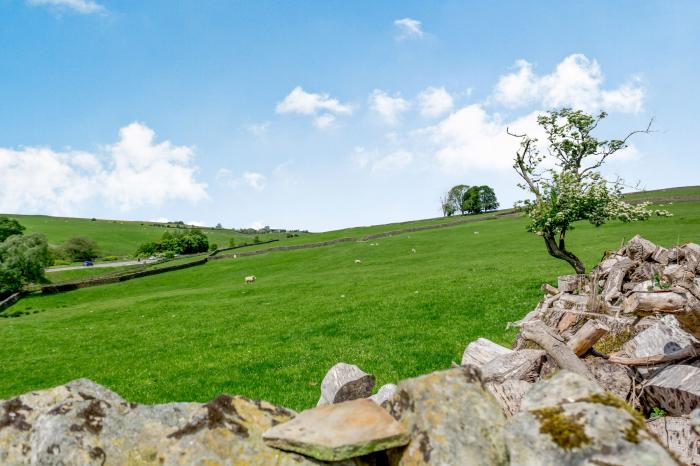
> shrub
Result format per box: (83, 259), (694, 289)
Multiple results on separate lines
(102, 256), (119, 261)
(134, 229), (210, 257)
(228, 238), (236, 248)
(62, 236), (100, 261)
(163, 251), (175, 259)
(209, 243), (218, 252)
(0, 233), (51, 298)
(253, 235), (261, 243)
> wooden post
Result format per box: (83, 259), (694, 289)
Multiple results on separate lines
(566, 320), (609, 356)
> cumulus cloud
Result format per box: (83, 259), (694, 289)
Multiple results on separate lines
(0, 122), (207, 215)
(27, 0), (105, 14)
(369, 89), (410, 125)
(417, 87), (454, 118)
(352, 147), (413, 174)
(426, 104), (543, 173)
(491, 54), (645, 113)
(216, 168), (267, 191)
(394, 18), (423, 40)
(276, 87), (352, 129)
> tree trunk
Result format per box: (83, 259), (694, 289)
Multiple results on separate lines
(543, 230), (585, 274)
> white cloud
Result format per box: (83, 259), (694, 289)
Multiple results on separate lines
(249, 221), (265, 230)
(187, 220), (206, 227)
(151, 217), (170, 223)
(217, 169), (267, 191)
(492, 54), (645, 113)
(0, 122), (207, 215)
(394, 18), (424, 40)
(314, 113), (336, 129)
(245, 122), (270, 137)
(351, 146), (413, 174)
(27, 0), (105, 14)
(369, 89), (410, 125)
(276, 86), (351, 116)
(242, 172), (267, 191)
(428, 104), (543, 173)
(417, 87), (454, 118)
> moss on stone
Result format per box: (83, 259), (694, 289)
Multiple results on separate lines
(531, 406), (591, 450)
(579, 392), (647, 444)
(593, 329), (635, 354)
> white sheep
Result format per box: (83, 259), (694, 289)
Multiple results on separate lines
(245, 275), (256, 284)
(354, 259), (362, 264)
(411, 248), (416, 254)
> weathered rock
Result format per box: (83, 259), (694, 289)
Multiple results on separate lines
(384, 367), (508, 465)
(0, 379), (369, 466)
(642, 365), (700, 416)
(368, 384), (397, 406)
(646, 416), (700, 466)
(263, 399), (408, 461)
(585, 357), (633, 401)
(485, 379), (532, 417)
(317, 363), (376, 406)
(461, 338), (512, 367)
(652, 246), (670, 265)
(480, 349), (546, 383)
(505, 371), (677, 466)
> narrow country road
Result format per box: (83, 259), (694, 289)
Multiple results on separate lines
(45, 259), (159, 273)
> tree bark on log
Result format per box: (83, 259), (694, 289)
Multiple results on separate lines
(567, 320), (610, 356)
(608, 344), (699, 366)
(541, 283), (559, 296)
(520, 320), (593, 379)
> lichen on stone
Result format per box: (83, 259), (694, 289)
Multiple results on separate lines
(582, 392), (647, 444)
(531, 406), (591, 449)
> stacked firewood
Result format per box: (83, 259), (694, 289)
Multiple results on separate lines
(461, 235), (699, 464)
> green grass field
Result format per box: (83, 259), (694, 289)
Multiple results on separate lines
(1, 188), (698, 410)
(3, 214), (298, 259)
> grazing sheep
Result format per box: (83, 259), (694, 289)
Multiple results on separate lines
(474, 231), (480, 235)
(411, 248), (416, 254)
(245, 275), (256, 284)
(354, 259), (362, 264)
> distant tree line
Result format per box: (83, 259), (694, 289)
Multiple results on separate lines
(441, 185), (499, 217)
(135, 229), (210, 258)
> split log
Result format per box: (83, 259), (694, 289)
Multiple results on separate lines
(558, 275), (586, 293)
(603, 257), (635, 303)
(585, 358), (632, 401)
(461, 338), (512, 367)
(646, 416), (700, 466)
(480, 349), (546, 383)
(624, 290), (688, 314)
(609, 344), (699, 366)
(559, 293), (590, 310)
(485, 379), (531, 417)
(317, 363), (376, 406)
(651, 246), (670, 265)
(692, 409), (700, 435)
(627, 234), (658, 261)
(540, 283), (558, 296)
(520, 320), (593, 379)
(557, 311), (580, 333)
(567, 320), (610, 356)
(621, 315), (698, 376)
(642, 365), (700, 416)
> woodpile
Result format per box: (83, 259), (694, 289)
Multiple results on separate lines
(471, 235), (700, 463)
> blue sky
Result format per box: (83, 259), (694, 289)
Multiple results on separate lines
(1, 0), (698, 231)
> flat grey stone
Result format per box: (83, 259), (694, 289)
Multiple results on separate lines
(263, 399), (408, 461)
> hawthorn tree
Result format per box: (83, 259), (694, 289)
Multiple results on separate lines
(509, 108), (670, 274)
(0, 217), (25, 243)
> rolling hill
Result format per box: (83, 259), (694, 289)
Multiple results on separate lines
(0, 186), (698, 410)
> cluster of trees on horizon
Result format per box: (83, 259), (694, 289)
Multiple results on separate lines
(440, 185), (499, 217)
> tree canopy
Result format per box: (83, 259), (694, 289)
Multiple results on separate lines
(0, 233), (51, 297)
(441, 184), (499, 216)
(510, 108), (670, 273)
(0, 217), (25, 243)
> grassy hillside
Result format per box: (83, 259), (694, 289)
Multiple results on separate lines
(3, 214), (297, 259)
(0, 188), (698, 410)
